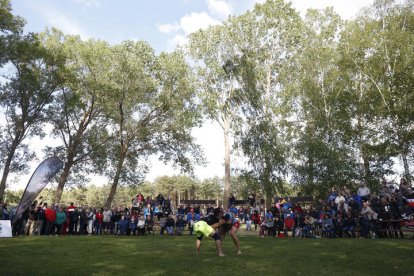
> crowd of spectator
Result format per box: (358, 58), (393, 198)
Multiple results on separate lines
(245, 178), (414, 239)
(1, 178), (413, 239)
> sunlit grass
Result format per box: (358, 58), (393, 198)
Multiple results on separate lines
(1, 235), (413, 275)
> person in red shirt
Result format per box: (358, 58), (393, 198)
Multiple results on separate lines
(95, 208), (104, 235)
(252, 210), (261, 230)
(44, 203), (56, 235)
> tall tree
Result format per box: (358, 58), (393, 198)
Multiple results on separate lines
(188, 20), (244, 209)
(233, 0), (302, 206)
(287, 8), (360, 197)
(41, 32), (111, 204)
(0, 4), (64, 200)
(104, 42), (202, 208)
(341, 0), (414, 185)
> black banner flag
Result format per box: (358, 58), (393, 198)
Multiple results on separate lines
(12, 157), (63, 225)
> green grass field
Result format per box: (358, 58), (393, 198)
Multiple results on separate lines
(1, 235), (413, 275)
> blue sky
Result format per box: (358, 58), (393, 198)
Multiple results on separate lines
(11, 0), (373, 53)
(12, 0), (260, 52)
(7, 0), (376, 189)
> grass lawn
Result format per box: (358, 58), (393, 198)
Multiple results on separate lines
(1, 235), (413, 275)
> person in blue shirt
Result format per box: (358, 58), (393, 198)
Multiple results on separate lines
(229, 205), (238, 216)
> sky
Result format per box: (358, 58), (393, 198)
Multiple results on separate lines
(6, 0), (375, 190)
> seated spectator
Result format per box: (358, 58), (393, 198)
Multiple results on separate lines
(130, 213), (138, 235)
(144, 214), (154, 235)
(166, 214), (175, 235)
(303, 214), (314, 238)
(274, 216), (284, 237)
(335, 192), (346, 206)
(327, 187), (338, 204)
(360, 202), (378, 238)
(341, 211), (356, 237)
(137, 215), (146, 236)
(159, 214), (167, 235)
(322, 214), (334, 238)
(229, 205), (238, 217)
(284, 214), (295, 237)
(176, 215), (186, 236)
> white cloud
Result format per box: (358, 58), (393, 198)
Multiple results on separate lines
(73, 0), (100, 8)
(169, 34), (187, 47)
(158, 11), (220, 50)
(40, 7), (89, 39)
(180, 12), (220, 34)
(157, 23), (181, 34)
(207, 0), (233, 18)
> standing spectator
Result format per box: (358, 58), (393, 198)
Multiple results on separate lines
(187, 209), (196, 235)
(94, 208), (104, 235)
(79, 208), (88, 235)
(245, 212), (252, 231)
(156, 194), (165, 208)
(87, 208), (94, 235)
(34, 203), (45, 235)
(2, 202), (9, 220)
(177, 204), (186, 217)
(357, 183), (371, 202)
(44, 203), (56, 235)
(136, 192), (144, 207)
(55, 207), (66, 235)
(228, 193), (236, 209)
(67, 202), (78, 235)
(26, 201), (38, 235)
(103, 207), (112, 234)
(247, 192), (255, 207)
(252, 210), (261, 231)
(118, 215), (128, 235)
(164, 196), (172, 214)
(206, 204), (214, 215)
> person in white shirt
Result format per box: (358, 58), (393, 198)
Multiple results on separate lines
(335, 192), (346, 205)
(103, 207), (112, 234)
(357, 184), (371, 201)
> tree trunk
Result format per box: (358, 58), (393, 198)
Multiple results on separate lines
(53, 162), (73, 205)
(223, 118), (231, 210)
(0, 136), (20, 203)
(265, 191), (272, 211)
(401, 151), (411, 186)
(105, 154), (125, 208)
(360, 142), (371, 188)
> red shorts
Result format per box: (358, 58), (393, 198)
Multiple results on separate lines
(233, 220), (240, 229)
